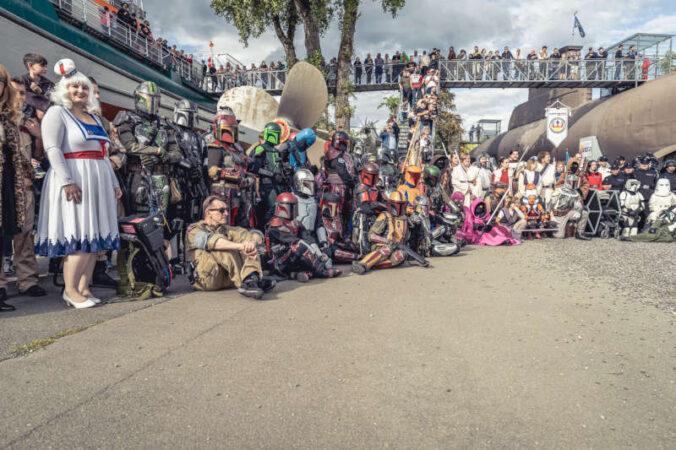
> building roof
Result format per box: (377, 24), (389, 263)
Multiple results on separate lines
(605, 33), (674, 55)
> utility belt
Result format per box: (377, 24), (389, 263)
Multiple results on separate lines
(127, 163), (170, 175)
(553, 208), (572, 217)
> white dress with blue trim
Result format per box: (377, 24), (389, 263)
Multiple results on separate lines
(36, 105), (121, 257)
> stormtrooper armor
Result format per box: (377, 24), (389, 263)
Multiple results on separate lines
(619, 179), (645, 240)
(647, 178), (676, 223)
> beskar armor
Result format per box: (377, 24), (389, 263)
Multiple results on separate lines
(293, 169), (315, 197)
(173, 100), (199, 129)
(134, 81), (161, 117)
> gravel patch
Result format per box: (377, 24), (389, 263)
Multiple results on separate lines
(531, 238), (676, 314)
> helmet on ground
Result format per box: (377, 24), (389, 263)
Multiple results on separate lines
(274, 192), (298, 220)
(360, 162), (380, 186)
(213, 114), (238, 144)
(388, 191), (407, 216)
(263, 122), (282, 146)
(331, 131), (350, 153)
(320, 192), (342, 218)
(173, 99), (198, 128)
(294, 128), (316, 150)
(134, 81), (161, 117)
(423, 165), (441, 184)
(293, 169), (315, 197)
(404, 165), (422, 186)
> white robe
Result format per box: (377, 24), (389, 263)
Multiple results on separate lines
(452, 165), (480, 207)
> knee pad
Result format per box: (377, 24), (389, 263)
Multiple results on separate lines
(392, 250), (405, 264)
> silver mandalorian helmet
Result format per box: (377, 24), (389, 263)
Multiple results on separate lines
(624, 179), (641, 194)
(414, 195), (430, 217)
(293, 169), (316, 196)
(173, 99), (199, 128)
(134, 81), (161, 117)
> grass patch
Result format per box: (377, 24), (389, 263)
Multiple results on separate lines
(11, 321), (104, 357)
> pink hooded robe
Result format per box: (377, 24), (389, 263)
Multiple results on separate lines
(456, 197), (521, 246)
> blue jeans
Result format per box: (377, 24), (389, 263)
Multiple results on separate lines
(413, 87), (422, 102)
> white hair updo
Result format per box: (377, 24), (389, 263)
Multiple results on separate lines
(50, 58), (100, 113)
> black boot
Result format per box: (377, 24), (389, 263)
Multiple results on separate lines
(92, 261), (117, 288)
(575, 232), (591, 241)
(238, 273), (264, 299)
(0, 288), (15, 312)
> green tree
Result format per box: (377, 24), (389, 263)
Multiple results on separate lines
(377, 94), (400, 118)
(211, 0), (406, 129)
(334, 0), (405, 130)
(210, 0), (299, 69)
(435, 88), (463, 147)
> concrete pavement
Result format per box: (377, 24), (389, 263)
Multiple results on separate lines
(0, 243), (674, 448)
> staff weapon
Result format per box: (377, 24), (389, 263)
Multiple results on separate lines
(441, 140), (472, 194)
(478, 144), (531, 238)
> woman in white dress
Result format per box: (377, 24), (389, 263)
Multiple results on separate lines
(37, 60), (122, 309)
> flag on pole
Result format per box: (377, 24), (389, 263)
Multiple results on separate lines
(573, 13), (586, 38)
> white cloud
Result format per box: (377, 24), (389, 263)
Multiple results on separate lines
(142, 0), (676, 132)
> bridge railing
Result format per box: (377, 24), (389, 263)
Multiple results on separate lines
(205, 57), (665, 94)
(48, 0), (205, 86)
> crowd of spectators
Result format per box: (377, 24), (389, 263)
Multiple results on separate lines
(350, 44), (644, 85)
(202, 60), (287, 93)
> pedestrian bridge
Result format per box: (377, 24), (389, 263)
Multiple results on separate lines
(205, 57), (663, 95)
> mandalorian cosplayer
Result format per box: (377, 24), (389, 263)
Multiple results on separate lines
(171, 100), (208, 225)
(265, 193), (341, 282)
(251, 122), (286, 227)
(206, 113), (256, 228)
(114, 81), (183, 216)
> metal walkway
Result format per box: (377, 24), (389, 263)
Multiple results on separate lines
(205, 57), (668, 95)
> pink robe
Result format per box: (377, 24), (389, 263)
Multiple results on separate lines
(457, 198), (521, 246)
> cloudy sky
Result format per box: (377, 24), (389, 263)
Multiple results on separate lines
(143, 0), (676, 135)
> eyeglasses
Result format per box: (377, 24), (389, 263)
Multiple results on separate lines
(208, 207), (228, 214)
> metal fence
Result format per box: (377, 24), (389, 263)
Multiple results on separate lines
(48, 0), (204, 86)
(205, 56), (666, 94)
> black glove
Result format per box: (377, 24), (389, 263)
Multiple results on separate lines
(273, 173), (285, 185)
(190, 166), (202, 179)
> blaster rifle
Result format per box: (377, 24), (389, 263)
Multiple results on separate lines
(370, 233), (429, 267)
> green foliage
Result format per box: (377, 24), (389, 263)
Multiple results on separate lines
(658, 51), (675, 75)
(378, 94), (400, 117)
(435, 88), (463, 147)
(307, 49), (325, 69)
(210, 0), (292, 46)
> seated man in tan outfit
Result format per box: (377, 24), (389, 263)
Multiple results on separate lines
(186, 196), (275, 299)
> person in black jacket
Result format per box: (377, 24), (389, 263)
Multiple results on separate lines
(614, 44), (624, 80)
(353, 57), (362, 85)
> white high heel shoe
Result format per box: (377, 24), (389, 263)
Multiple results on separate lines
(63, 292), (97, 309)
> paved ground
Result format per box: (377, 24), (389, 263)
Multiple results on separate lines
(0, 241), (674, 448)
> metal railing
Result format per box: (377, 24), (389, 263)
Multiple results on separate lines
(205, 57), (667, 94)
(49, 0), (205, 86)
